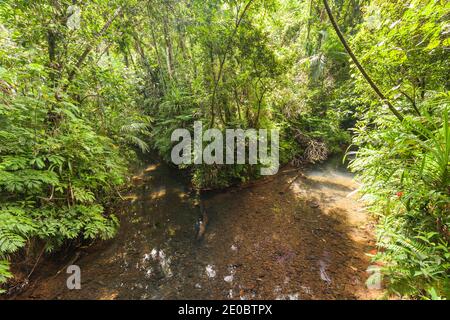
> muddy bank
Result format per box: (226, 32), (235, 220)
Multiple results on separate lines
(12, 157), (382, 300)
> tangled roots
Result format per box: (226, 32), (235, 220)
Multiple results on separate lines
(303, 140), (328, 164)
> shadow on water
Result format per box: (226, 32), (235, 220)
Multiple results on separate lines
(16, 154), (380, 300)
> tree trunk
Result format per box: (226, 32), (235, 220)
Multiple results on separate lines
(322, 0), (404, 122)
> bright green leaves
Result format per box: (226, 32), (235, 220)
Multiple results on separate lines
(72, 187), (95, 204)
(0, 170), (59, 193)
(29, 205), (118, 242)
(0, 0), (143, 291)
(0, 206), (36, 255)
(353, 0), (448, 113)
(350, 105), (450, 299)
(0, 260), (12, 293)
(346, 0), (450, 299)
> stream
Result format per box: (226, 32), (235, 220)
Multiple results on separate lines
(17, 156), (381, 300)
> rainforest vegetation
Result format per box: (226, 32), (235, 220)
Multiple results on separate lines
(0, 0), (449, 299)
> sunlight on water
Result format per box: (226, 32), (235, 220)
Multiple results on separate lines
(144, 164), (159, 172)
(205, 265), (216, 278)
(27, 156), (378, 300)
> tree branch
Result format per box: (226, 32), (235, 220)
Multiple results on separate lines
(66, 6), (123, 84)
(322, 0), (404, 122)
(209, 0), (255, 128)
(400, 90), (421, 116)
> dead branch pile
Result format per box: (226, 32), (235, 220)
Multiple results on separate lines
(291, 130), (328, 166)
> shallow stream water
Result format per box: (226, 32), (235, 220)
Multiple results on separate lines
(17, 156), (380, 300)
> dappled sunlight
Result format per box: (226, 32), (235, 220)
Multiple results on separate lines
(148, 187), (167, 200)
(144, 164), (159, 173)
(2, 0), (446, 301)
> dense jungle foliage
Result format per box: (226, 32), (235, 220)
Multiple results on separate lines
(0, 0), (449, 299)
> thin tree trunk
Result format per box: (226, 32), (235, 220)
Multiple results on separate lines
(322, 0), (404, 122)
(66, 6), (123, 84)
(149, 18), (167, 93)
(209, 0), (255, 128)
(162, 12), (174, 80)
(305, 0), (314, 55)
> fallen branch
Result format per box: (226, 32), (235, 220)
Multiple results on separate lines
(26, 244), (46, 280)
(52, 251), (81, 279)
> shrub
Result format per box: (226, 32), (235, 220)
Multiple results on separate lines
(349, 103), (450, 299)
